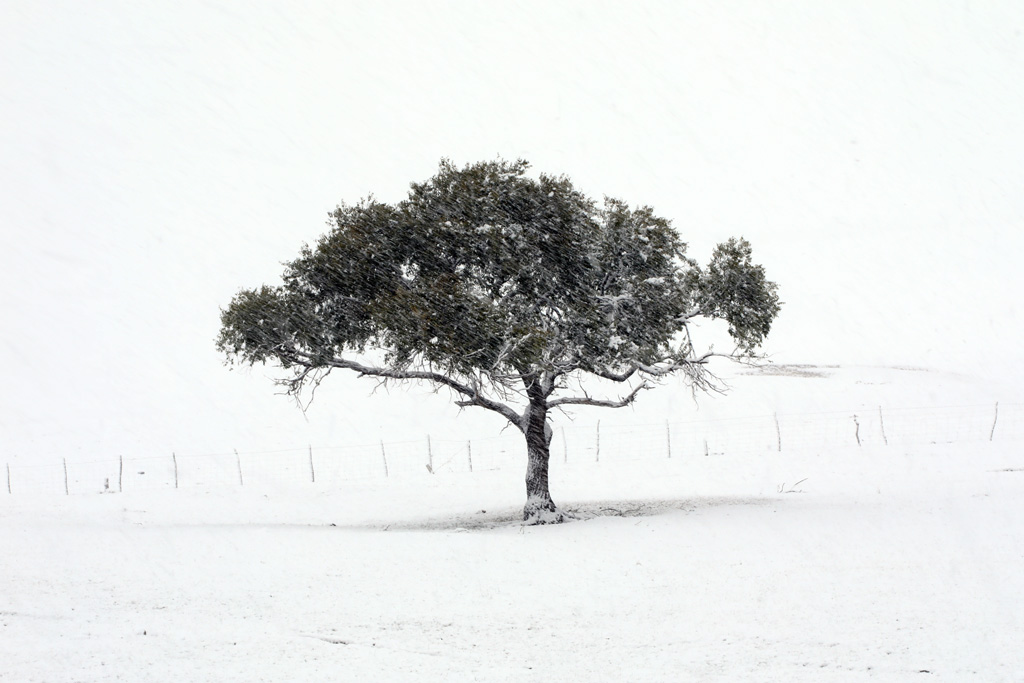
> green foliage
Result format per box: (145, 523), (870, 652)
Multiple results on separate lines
(217, 159), (780, 390)
(692, 237), (782, 351)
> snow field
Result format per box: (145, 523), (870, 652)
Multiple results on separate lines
(3, 433), (1023, 681)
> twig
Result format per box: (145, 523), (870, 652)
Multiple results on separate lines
(778, 478), (807, 494)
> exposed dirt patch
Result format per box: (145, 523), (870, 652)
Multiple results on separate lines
(739, 364), (836, 378)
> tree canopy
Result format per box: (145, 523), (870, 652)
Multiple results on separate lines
(218, 159), (780, 522)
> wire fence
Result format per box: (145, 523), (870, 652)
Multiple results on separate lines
(4, 401), (1020, 497)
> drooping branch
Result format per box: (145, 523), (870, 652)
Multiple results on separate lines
(281, 348), (524, 428)
(275, 364), (335, 412)
(636, 351), (731, 396)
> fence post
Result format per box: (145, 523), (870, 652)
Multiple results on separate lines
(234, 449), (244, 486)
(119, 456), (124, 492)
(595, 421), (600, 462)
(467, 440), (473, 473)
(6, 463), (10, 494)
(990, 402), (999, 441)
(63, 458), (69, 495)
(704, 439), (709, 457)
(309, 445), (316, 483)
(879, 406), (888, 446)
(427, 435), (433, 474)
(380, 441), (389, 477)
(172, 452), (179, 489)
(562, 428), (568, 463)
(774, 413), (782, 452)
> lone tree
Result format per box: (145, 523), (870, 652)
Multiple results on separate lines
(217, 159), (780, 523)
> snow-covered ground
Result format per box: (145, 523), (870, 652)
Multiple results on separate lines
(3, 366), (1023, 681)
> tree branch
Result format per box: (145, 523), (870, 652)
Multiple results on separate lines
(453, 394), (525, 431)
(636, 350), (723, 376)
(677, 307), (704, 323)
(548, 381), (648, 409)
(593, 366), (638, 383)
(634, 352), (733, 396)
(284, 349), (524, 428)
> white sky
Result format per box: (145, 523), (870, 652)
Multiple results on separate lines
(2, 1), (1023, 461)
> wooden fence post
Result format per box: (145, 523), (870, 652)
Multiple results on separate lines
(774, 413), (782, 452)
(990, 402), (999, 441)
(63, 458), (69, 495)
(119, 456), (124, 492)
(172, 452), (179, 489)
(380, 441), (389, 477)
(308, 445), (316, 483)
(666, 421), (672, 459)
(427, 435), (433, 473)
(6, 463), (10, 495)
(595, 421), (601, 462)
(234, 449), (244, 486)
(467, 441), (473, 473)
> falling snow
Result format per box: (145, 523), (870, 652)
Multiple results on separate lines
(3, 1), (1024, 680)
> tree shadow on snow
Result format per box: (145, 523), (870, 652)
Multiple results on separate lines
(377, 495), (776, 532)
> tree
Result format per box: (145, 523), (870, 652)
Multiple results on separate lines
(217, 159), (781, 523)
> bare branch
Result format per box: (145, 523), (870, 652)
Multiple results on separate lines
(452, 394), (525, 431)
(548, 381), (648, 409)
(638, 352), (731, 397)
(592, 366), (638, 383)
(276, 365), (333, 414)
(283, 349), (524, 428)
(635, 350), (727, 376)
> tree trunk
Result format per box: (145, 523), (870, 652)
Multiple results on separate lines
(521, 398), (568, 524)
